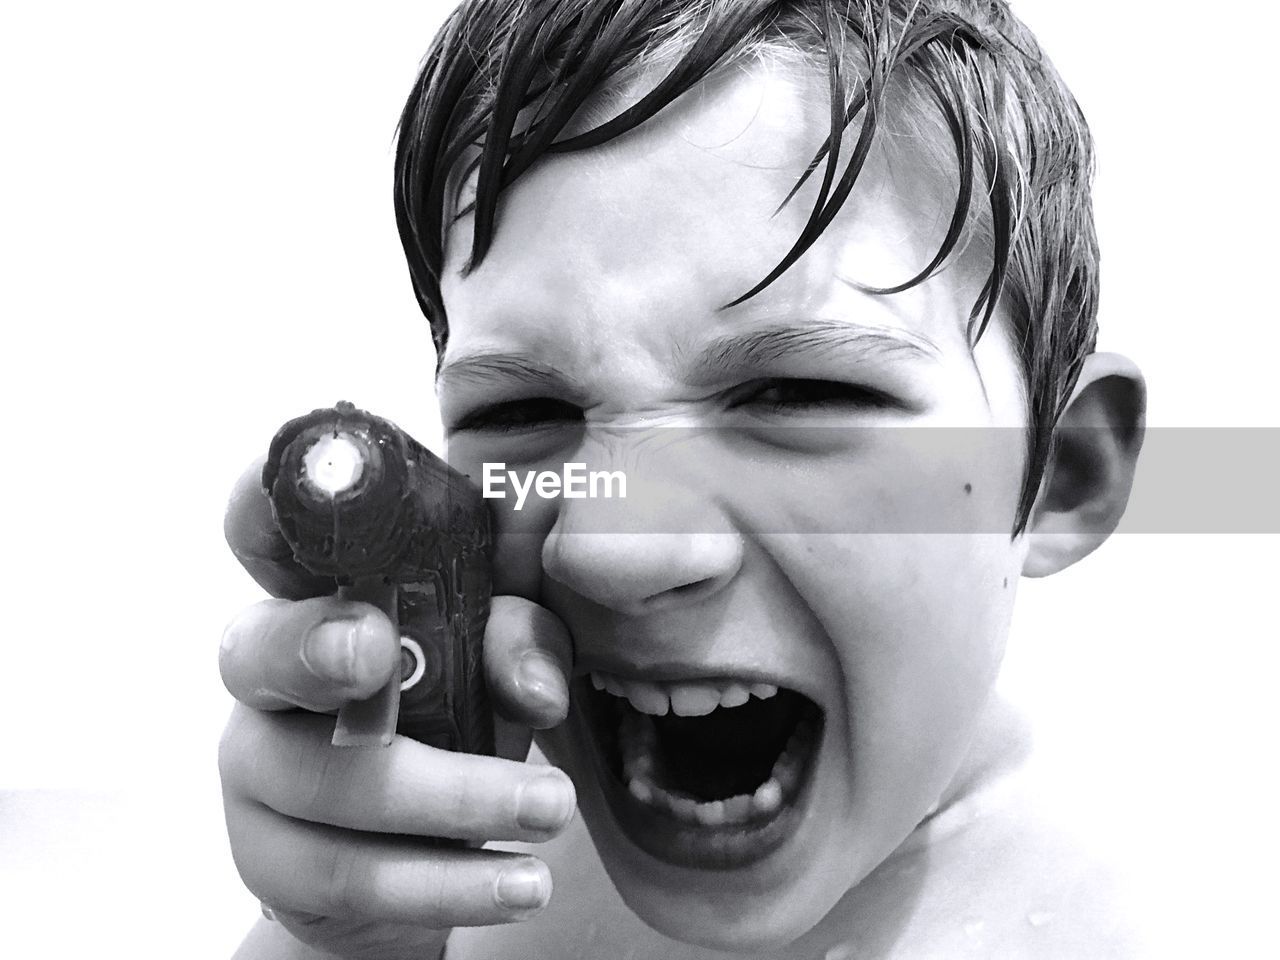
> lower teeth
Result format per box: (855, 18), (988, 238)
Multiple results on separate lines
(618, 709), (813, 826)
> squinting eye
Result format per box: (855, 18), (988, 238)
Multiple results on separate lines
(735, 378), (897, 412)
(453, 397), (584, 432)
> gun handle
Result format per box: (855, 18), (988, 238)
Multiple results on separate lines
(332, 579), (401, 747)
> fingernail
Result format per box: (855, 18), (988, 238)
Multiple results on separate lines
(302, 618), (360, 684)
(515, 772), (575, 831)
(494, 861), (550, 911)
(516, 651), (568, 714)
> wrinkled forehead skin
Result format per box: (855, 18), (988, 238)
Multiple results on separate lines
(437, 52), (1024, 428)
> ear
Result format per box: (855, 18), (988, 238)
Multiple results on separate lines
(1022, 352), (1146, 578)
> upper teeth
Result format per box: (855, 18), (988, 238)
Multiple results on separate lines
(589, 670), (778, 716)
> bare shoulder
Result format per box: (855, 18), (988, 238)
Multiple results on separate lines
(866, 773), (1153, 960)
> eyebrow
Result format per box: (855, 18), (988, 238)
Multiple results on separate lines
(437, 352), (586, 396)
(437, 320), (938, 395)
(688, 319), (940, 384)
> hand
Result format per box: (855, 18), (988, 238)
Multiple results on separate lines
(218, 459), (576, 959)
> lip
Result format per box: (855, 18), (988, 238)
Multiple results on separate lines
(571, 675), (824, 870)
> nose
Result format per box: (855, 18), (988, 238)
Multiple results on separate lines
(540, 474), (743, 615)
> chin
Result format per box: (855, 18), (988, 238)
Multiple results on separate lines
(631, 902), (818, 952)
(613, 875), (837, 952)
(539, 674), (867, 952)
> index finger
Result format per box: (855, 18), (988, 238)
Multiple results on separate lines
(225, 456), (337, 600)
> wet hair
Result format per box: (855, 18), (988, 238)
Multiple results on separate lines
(393, 0), (1099, 534)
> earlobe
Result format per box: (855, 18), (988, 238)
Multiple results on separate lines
(1022, 352), (1146, 578)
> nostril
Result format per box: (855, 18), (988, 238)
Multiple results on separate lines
(640, 575), (723, 610)
(670, 580), (707, 597)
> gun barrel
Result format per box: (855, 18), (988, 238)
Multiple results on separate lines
(262, 401), (495, 757)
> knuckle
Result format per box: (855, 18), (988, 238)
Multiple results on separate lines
(489, 595), (534, 640)
(222, 802), (274, 903)
(530, 605), (573, 661)
(321, 837), (373, 917)
(285, 720), (342, 818)
(218, 616), (241, 668)
(418, 859), (459, 924)
(219, 599), (289, 681)
(217, 610), (253, 682)
(255, 597), (300, 648)
(437, 761), (504, 835)
(434, 769), (475, 831)
(217, 705), (254, 789)
(489, 595), (571, 663)
(237, 711), (345, 819)
(231, 847), (274, 905)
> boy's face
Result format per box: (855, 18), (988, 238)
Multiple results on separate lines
(439, 59), (1034, 948)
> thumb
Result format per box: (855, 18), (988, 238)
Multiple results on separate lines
(225, 456), (337, 600)
(484, 596), (573, 736)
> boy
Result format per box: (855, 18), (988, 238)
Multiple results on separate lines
(219, 1), (1145, 956)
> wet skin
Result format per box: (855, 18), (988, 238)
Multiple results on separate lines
(437, 58), (1036, 951)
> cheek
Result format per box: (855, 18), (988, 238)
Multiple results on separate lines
(792, 533), (1018, 800)
(752, 529), (1020, 851)
(753, 430), (1026, 753)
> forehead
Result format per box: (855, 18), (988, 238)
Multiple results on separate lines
(439, 54), (998, 383)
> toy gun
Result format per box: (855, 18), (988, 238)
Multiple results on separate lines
(262, 401), (494, 755)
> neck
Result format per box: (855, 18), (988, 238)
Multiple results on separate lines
(782, 694), (1035, 960)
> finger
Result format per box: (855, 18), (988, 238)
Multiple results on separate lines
(220, 597), (399, 711)
(226, 797), (555, 927)
(225, 456), (337, 600)
(254, 910), (452, 960)
(222, 707), (576, 842)
(484, 596), (574, 730)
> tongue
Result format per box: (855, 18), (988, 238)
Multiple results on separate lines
(652, 691), (803, 801)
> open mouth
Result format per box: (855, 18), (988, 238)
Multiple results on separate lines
(576, 670), (824, 869)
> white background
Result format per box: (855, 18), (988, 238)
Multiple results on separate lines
(1, 2), (1276, 956)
